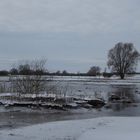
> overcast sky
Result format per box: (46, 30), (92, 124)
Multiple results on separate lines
(0, 0), (140, 72)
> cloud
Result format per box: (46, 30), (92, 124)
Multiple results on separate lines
(0, 0), (139, 33)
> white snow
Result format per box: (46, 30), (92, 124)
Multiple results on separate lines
(0, 117), (140, 140)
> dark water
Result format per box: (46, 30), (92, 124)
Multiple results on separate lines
(0, 81), (140, 130)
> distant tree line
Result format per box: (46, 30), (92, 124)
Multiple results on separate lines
(0, 67), (138, 77)
(0, 67), (101, 77)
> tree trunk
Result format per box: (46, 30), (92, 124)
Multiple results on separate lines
(120, 73), (124, 79)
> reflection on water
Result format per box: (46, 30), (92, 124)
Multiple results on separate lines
(108, 85), (137, 101)
(106, 103), (136, 111)
(105, 85), (140, 111)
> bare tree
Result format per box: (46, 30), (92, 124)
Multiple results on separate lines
(87, 66), (101, 76)
(11, 59), (48, 96)
(107, 43), (140, 79)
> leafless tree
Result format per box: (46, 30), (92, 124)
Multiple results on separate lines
(11, 59), (49, 96)
(87, 66), (101, 76)
(107, 42), (140, 79)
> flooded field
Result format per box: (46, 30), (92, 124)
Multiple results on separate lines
(0, 76), (140, 130)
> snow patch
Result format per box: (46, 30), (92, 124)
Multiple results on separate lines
(0, 117), (140, 140)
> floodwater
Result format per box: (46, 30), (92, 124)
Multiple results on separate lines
(0, 77), (140, 130)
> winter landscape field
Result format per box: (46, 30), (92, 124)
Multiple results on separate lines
(0, 75), (140, 139)
(0, 0), (140, 139)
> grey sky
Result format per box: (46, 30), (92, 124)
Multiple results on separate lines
(0, 0), (140, 72)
